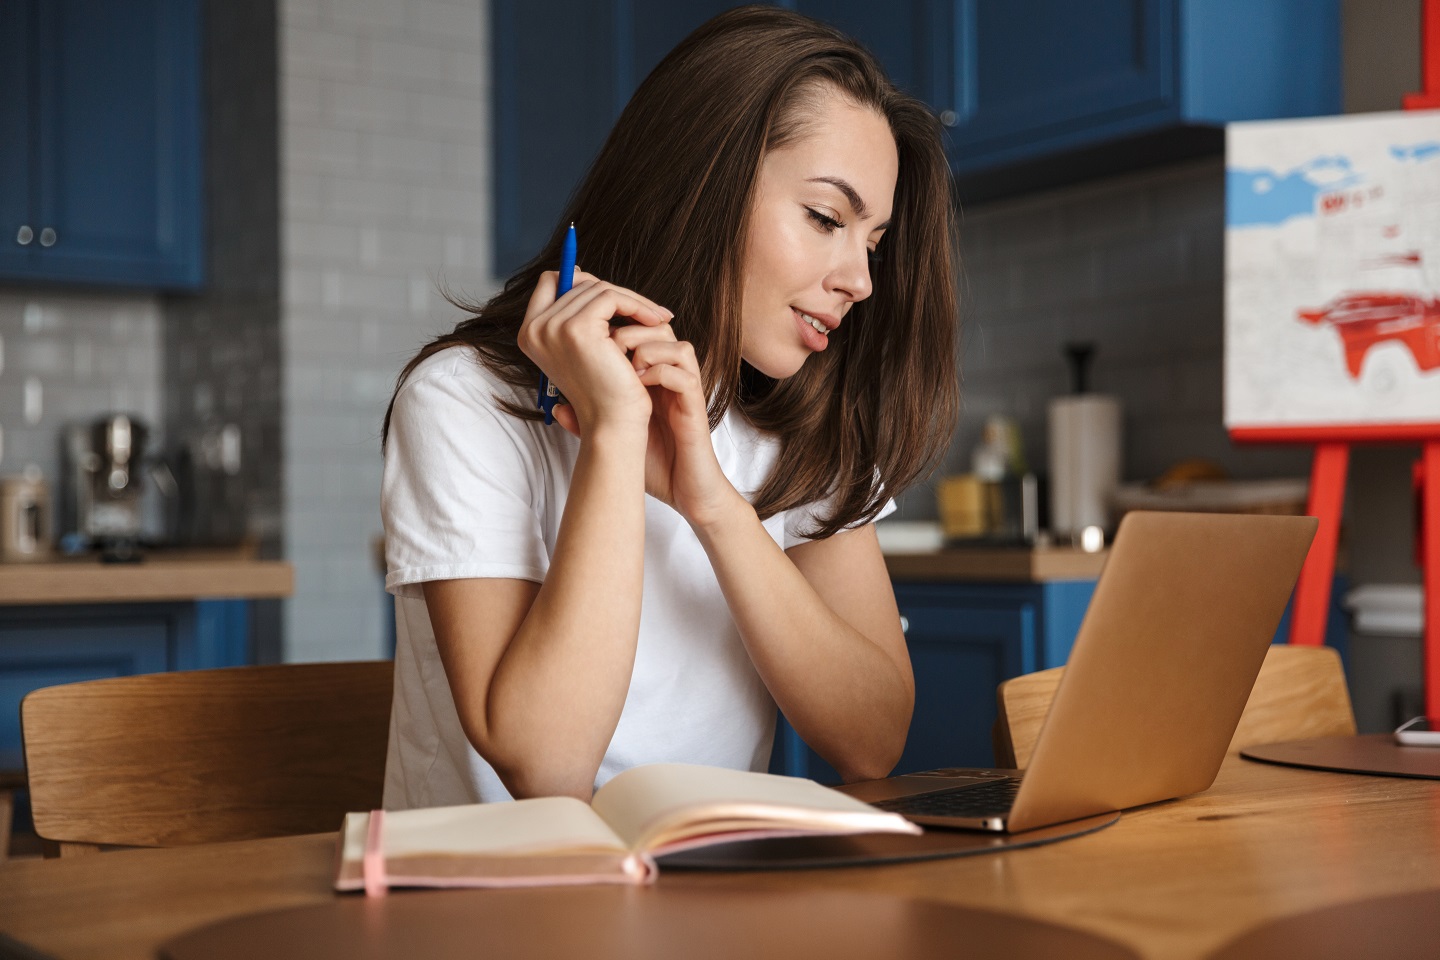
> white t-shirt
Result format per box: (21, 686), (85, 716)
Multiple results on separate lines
(381, 347), (891, 809)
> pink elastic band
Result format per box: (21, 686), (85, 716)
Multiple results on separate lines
(363, 809), (387, 897)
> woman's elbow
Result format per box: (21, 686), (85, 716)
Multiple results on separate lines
(835, 741), (906, 784)
(494, 762), (595, 802)
(467, 719), (598, 801)
(834, 702), (912, 783)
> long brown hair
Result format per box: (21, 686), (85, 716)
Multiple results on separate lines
(384, 5), (959, 538)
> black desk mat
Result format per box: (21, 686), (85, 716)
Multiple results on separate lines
(659, 810), (1119, 870)
(1241, 733), (1440, 780)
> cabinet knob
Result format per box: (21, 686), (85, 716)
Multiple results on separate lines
(899, 615), (910, 635)
(939, 110), (959, 128)
(15, 225), (33, 246)
(39, 227), (56, 247)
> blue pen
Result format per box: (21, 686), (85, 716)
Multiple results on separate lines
(538, 223), (577, 425)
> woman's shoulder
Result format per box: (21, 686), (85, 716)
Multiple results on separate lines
(396, 345), (526, 413)
(400, 344), (500, 389)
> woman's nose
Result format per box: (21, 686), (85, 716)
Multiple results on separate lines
(828, 242), (874, 303)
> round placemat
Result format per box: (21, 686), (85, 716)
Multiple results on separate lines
(1208, 888), (1440, 960)
(659, 811), (1119, 869)
(160, 887), (1140, 960)
(1241, 734), (1440, 779)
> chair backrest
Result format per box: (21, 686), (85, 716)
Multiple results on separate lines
(22, 661), (394, 855)
(994, 644), (1356, 770)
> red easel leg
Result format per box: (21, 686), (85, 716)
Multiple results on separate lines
(1404, 0), (1440, 109)
(1423, 442), (1440, 718)
(1290, 443), (1350, 646)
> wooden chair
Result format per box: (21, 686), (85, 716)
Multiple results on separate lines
(993, 644), (1357, 769)
(21, 660), (394, 857)
(0, 769), (26, 860)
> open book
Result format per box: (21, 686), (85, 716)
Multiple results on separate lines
(335, 763), (921, 893)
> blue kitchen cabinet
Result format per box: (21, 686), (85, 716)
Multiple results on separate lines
(795, 0), (1339, 181)
(937, 0), (1177, 169)
(931, 0), (1340, 182)
(491, 0), (738, 275)
(769, 580), (1097, 782)
(0, 2), (35, 266)
(0, 0), (204, 289)
(790, 0), (938, 103)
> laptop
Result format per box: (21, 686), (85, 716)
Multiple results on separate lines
(845, 511), (1319, 833)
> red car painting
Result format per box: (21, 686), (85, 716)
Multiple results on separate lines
(1298, 292), (1440, 378)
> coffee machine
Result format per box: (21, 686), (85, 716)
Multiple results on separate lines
(61, 414), (150, 561)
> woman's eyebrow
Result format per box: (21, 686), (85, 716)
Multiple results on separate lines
(806, 176), (890, 229)
(807, 176), (870, 218)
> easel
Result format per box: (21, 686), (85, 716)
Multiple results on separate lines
(1234, 1), (1440, 718)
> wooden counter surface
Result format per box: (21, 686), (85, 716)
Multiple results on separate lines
(884, 546), (1108, 582)
(0, 551), (293, 606)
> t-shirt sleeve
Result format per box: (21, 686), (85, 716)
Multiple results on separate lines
(383, 364), (550, 597)
(783, 494), (898, 550)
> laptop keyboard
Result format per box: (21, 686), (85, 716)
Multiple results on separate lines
(872, 777), (1022, 818)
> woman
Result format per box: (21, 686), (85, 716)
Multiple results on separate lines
(381, 6), (958, 808)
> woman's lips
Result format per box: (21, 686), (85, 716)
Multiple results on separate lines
(793, 307), (830, 352)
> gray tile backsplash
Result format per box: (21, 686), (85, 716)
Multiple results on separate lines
(896, 158), (1314, 521)
(0, 291), (164, 503)
(160, 0), (286, 659)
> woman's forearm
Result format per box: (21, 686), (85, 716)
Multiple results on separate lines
(481, 424), (650, 799)
(692, 496), (914, 782)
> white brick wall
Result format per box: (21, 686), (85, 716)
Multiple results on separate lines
(278, 0), (494, 662)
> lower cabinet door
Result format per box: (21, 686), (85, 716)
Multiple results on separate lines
(0, 608), (173, 770)
(894, 585), (1036, 774)
(770, 583), (1062, 783)
(0, 601), (251, 772)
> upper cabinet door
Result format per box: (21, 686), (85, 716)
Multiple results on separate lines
(0, 0), (203, 290)
(0, 1), (37, 277)
(33, 0), (204, 288)
(939, 0), (1175, 170)
(791, 0), (940, 104)
(492, 0), (737, 277)
(492, 0), (618, 278)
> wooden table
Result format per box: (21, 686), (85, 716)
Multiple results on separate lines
(1, 755), (1437, 960)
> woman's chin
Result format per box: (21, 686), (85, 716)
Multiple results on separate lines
(742, 350), (809, 381)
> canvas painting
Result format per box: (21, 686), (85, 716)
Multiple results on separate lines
(1225, 109), (1440, 431)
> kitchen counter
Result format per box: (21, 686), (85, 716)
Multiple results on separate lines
(0, 550), (293, 606)
(883, 546), (1108, 583)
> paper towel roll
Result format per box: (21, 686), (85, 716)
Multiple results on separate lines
(1048, 395), (1122, 538)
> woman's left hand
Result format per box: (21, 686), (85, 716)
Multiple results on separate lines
(612, 324), (741, 527)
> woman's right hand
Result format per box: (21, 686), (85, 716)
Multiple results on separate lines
(518, 270), (674, 435)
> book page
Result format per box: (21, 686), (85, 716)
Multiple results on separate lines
(590, 763), (919, 853)
(340, 797), (627, 865)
